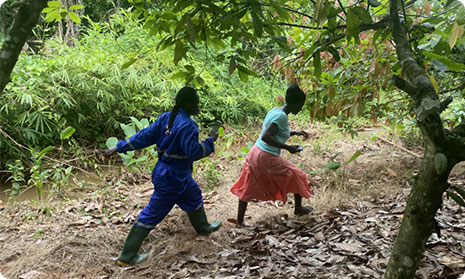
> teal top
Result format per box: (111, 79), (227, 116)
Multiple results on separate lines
(256, 107), (290, 156)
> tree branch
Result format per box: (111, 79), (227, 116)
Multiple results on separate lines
(0, 0), (48, 94)
(439, 96), (453, 113)
(393, 75), (417, 96)
(439, 82), (465, 94)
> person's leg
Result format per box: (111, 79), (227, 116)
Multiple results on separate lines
(117, 190), (175, 266)
(178, 177), (221, 235)
(237, 199), (248, 226)
(294, 193), (313, 216)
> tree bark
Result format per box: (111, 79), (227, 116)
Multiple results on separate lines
(0, 0), (48, 94)
(55, 0), (82, 46)
(384, 0), (464, 278)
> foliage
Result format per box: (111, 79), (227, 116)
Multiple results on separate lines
(0, 10), (282, 171)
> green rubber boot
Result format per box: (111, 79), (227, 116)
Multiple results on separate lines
(187, 207), (221, 235)
(117, 224), (150, 266)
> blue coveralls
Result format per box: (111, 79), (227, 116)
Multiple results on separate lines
(116, 108), (215, 230)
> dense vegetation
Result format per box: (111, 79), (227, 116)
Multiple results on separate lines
(1, 0), (465, 278)
(0, 11), (286, 178)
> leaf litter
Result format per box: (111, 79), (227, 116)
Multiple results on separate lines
(0, 125), (464, 278)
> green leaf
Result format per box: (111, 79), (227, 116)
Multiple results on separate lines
(457, 6), (465, 25)
(106, 137), (118, 148)
(346, 8), (360, 42)
(174, 40), (186, 65)
(44, 9), (60, 22)
(186, 15), (196, 42)
(68, 11), (81, 24)
(38, 146), (54, 160)
(423, 51), (465, 72)
(238, 70), (249, 82)
(229, 58), (237, 74)
(47, 1), (62, 8)
(121, 58), (137, 70)
(121, 124), (136, 137)
(433, 152), (448, 175)
(447, 191), (465, 207)
(250, 0), (263, 37)
(313, 51), (321, 78)
(218, 127), (224, 137)
(272, 36), (291, 53)
(195, 76), (205, 86)
(237, 65), (259, 77)
(325, 161), (341, 170)
(171, 71), (189, 80)
(69, 4), (84, 10)
(60, 126), (76, 140)
(452, 185), (465, 200)
(345, 150), (361, 165)
(328, 46), (341, 61)
(175, 15), (187, 36)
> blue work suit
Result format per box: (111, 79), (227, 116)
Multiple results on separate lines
(116, 109), (215, 230)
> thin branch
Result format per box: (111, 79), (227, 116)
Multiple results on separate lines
(440, 96), (453, 113)
(274, 22), (327, 30)
(439, 83), (465, 94)
(337, 0), (347, 15)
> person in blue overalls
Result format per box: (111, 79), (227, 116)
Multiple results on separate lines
(105, 86), (221, 266)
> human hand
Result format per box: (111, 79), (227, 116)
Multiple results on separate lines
(104, 146), (117, 157)
(295, 130), (309, 140)
(287, 145), (303, 154)
(209, 126), (220, 142)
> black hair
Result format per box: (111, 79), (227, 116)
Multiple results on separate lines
(166, 86), (198, 134)
(285, 83), (306, 104)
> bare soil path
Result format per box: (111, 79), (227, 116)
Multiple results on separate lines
(1, 126), (464, 279)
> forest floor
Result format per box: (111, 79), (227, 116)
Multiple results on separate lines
(1, 123), (465, 279)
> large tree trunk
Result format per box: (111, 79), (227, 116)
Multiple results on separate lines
(384, 0), (465, 278)
(0, 0), (48, 94)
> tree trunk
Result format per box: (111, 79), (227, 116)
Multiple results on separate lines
(384, 0), (465, 278)
(55, 0), (82, 46)
(0, 0), (48, 94)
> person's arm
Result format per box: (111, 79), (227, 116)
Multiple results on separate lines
(179, 124), (215, 161)
(115, 117), (163, 154)
(261, 123), (301, 154)
(290, 130), (309, 139)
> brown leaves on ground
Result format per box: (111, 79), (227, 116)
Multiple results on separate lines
(1, 126), (465, 278)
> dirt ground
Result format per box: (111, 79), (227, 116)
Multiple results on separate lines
(1, 124), (465, 279)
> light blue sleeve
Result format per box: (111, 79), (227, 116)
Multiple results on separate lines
(270, 111), (287, 131)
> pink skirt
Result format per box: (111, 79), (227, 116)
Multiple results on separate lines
(230, 145), (311, 203)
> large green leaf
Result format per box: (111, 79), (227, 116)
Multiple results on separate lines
(60, 126), (76, 140)
(423, 51), (465, 72)
(346, 8), (360, 43)
(68, 11), (81, 24)
(106, 137), (118, 148)
(174, 40), (186, 65)
(325, 161), (341, 170)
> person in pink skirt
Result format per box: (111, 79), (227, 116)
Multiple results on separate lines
(230, 83), (313, 226)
